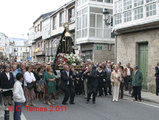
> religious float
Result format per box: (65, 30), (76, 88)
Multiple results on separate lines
(52, 23), (84, 70)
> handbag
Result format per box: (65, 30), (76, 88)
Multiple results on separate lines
(27, 82), (34, 90)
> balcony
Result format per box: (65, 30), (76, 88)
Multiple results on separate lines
(36, 48), (45, 56)
(34, 31), (42, 40)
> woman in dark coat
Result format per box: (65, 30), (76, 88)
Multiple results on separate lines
(35, 67), (44, 101)
(97, 65), (104, 96)
(0, 65), (14, 106)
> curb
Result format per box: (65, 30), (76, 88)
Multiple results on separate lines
(124, 93), (159, 104)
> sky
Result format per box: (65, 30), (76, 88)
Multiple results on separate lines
(0, 0), (71, 39)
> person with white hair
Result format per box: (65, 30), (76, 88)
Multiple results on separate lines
(60, 65), (75, 105)
(111, 65), (122, 102)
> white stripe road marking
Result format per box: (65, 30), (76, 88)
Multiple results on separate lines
(21, 112), (27, 120)
(138, 102), (159, 109)
(126, 97), (159, 109)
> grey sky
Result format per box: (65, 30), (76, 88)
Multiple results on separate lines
(0, 0), (71, 39)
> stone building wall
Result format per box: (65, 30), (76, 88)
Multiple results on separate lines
(117, 28), (159, 92)
(93, 43), (115, 63)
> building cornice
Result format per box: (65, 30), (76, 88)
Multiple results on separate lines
(115, 20), (159, 34)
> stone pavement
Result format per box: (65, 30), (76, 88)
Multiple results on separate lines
(124, 91), (159, 104)
(0, 105), (13, 120)
(0, 106), (4, 120)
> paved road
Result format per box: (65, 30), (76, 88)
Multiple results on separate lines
(21, 95), (159, 120)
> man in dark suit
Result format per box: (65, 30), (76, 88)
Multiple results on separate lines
(155, 62), (159, 96)
(60, 65), (75, 105)
(84, 64), (98, 104)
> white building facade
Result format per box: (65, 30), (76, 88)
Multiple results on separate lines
(45, 0), (76, 63)
(113, 0), (159, 92)
(76, 0), (115, 62)
(0, 32), (9, 61)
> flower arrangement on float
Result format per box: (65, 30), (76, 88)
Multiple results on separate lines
(54, 53), (84, 70)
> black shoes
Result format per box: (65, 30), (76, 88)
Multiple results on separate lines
(69, 102), (75, 104)
(62, 102), (68, 105)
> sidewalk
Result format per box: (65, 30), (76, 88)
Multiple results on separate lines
(0, 106), (4, 120)
(124, 91), (159, 104)
(0, 105), (13, 120)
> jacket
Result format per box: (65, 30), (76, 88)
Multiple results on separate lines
(13, 81), (26, 103)
(0, 71), (14, 89)
(111, 71), (122, 86)
(155, 66), (159, 77)
(60, 70), (74, 89)
(132, 70), (143, 86)
(124, 67), (133, 78)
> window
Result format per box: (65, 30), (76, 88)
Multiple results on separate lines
(68, 7), (75, 23)
(124, 0), (132, 10)
(77, 17), (81, 29)
(90, 7), (103, 13)
(134, 0), (144, 7)
(53, 16), (57, 30)
(97, 15), (103, 28)
(124, 11), (132, 22)
(59, 12), (64, 27)
(146, 3), (156, 17)
(40, 22), (42, 31)
(115, 14), (122, 25)
(114, 0), (122, 13)
(90, 14), (95, 27)
(77, 7), (88, 39)
(146, 0), (155, 3)
(134, 7), (143, 20)
(97, 0), (103, 2)
(77, 0), (88, 6)
(105, 0), (113, 3)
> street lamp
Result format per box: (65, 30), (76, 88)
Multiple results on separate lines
(103, 9), (112, 26)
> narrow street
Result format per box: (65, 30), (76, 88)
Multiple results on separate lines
(20, 95), (159, 120)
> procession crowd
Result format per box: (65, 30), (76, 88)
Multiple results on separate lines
(0, 60), (159, 120)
